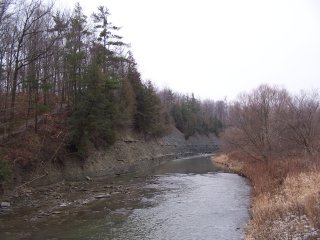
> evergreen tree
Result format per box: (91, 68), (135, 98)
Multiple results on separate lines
(135, 81), (164, 138)
(65, 3), (89, 107)
(69, 47), (118, 152)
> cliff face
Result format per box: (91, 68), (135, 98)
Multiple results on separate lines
(46, 128), (219, 182)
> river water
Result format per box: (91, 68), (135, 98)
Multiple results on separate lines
(113, 156), (251, 240)
(1, 155), (250, 240)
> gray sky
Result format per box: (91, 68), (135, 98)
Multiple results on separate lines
(58, 0), (320, 100)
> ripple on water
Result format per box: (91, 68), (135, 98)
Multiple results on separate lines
(113, 172), (250, 240)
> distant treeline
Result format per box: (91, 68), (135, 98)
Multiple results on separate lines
(0, 0), (225, 152)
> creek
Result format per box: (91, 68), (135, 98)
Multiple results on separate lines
(0, 155), (250, 240)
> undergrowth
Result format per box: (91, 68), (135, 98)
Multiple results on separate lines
(0, 159), (11, 183)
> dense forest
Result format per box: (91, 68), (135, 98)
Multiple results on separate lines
(0, 0), (224, 180)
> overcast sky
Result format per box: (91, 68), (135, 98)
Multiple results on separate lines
(57, 0), (320, 101)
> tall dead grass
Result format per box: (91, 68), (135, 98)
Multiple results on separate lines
(213, 153), (320, 239)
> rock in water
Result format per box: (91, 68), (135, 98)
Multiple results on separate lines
(1, 202), (11, 208)
(95, 194), (111, 199)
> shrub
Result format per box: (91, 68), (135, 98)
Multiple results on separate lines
(0, 160), (11, 183)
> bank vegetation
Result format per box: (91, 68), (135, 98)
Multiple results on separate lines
(220, 84), (320, 239)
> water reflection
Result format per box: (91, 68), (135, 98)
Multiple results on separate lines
(152, 154), (220, 175)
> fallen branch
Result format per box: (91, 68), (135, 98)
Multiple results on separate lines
(16, 172), (48, 189)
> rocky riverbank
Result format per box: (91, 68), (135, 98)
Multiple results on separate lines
(0, 173), (161, 239)
(28, 128), (219, 185)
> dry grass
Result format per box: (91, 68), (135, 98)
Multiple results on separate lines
(212, 153), (244, 174)
(0, 93), (59, 135)
(212, 153), (320, 239)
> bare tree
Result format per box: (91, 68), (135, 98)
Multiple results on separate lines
(223, 85), (290, 160)
(284, 91), (320, 155)
(0, 0), (13, 25)
(8, 0), (53, 129)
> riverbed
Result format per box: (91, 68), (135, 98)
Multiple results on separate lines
(0, 155), (250, 240)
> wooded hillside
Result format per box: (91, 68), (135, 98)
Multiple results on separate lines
(0, 0), (224, 182)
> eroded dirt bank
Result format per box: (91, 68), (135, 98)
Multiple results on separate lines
(35, 128), (219, 184)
